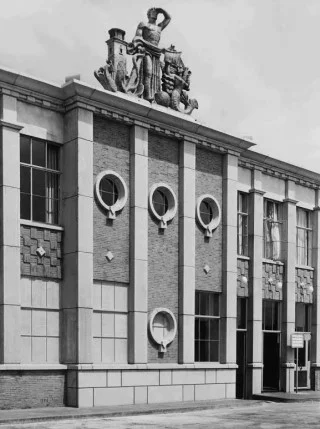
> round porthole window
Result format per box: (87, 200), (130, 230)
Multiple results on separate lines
(95, 170), (128, 219)
(196, 194), (221, 237)
(149, 308), (177, 353)
(149, 183), (177, 229)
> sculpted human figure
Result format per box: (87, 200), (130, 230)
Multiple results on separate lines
(129, 7), (171, 100)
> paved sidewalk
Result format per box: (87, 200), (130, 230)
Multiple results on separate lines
(0, 399), (262, 425)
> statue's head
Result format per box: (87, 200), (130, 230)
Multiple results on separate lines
(147, 7), (158, 21)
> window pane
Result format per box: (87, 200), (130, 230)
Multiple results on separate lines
(213, 294), (219, 316)
(209, 341), (219, 362)
(153, 190), (168, 216)
(47, 172), (59, 200)
(297, 208), (308, 228)
(199, 319), (209, 340)
(32, 195), (46, 222)
(20, 166), (31, 194)
(195, 317), (200, 340)
(195, 340), (200, 361)
(47, 145), (59, 170)
(200, 200), (213, 225)
(33, 169), (46, 197)
(199, 341), (209, 361)
(273, 302), (279, 331)
(199, 293), (209, 315)
(263, 301), (273, 330)
(47, 198), (59, 224)
(20, 136), (31, 164)
(209, 319), (219, 341)
(20, 193), (31, 220)
(195, 292), (199, 315)
(237, 298), (247, 329)
(32, 139), (46, 167)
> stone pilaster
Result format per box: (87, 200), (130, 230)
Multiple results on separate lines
(128, 125), (148, 363)
(178, 138), (195, 363)
(0, 94), (23, 363)
(281, 180), (297, 392)
(61, 108), (93, 364)
(221, 154), (238, 365)
(247, 169), (264, 395)
(311, 189), (320, 389)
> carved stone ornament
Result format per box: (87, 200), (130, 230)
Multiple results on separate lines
(94, 8), (198, 115)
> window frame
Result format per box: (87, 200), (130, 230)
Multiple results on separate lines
(263, 199), (283, 261)
(194, 291), (220, 362)
(237, 192), (249, 256)
(20, 135), (60, 225)
(296, 207), (313, 267)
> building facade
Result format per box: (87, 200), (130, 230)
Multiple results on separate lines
(0, 66), (319, 409)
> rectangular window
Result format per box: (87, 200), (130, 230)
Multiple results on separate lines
(195, 291), (220, 362)
(237, 298), (247, 330)
(295, 303), (312, 332)
(263, 200), (283, 261)
(20, 136), (60, 224)
(238, 192), (248, 256)
(262, 300), (281, 331)
(296, 208), (312, 266)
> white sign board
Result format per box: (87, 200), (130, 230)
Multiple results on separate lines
(291, 333), (304, 348)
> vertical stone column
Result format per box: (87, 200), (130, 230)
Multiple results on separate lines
(247, 169), (264, 395)
(61, 107), (93, 364)
(178, 138), (195, 363)
(0, 94), (22, 363)
(312, 189), (320, 389)
(221, 153), (238, 365)
(282, 180), (297, 392)
(128, 125), (148, 363)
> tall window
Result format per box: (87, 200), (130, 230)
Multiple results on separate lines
(20, 135), (60, 224)
(195, 291), (220, 362)
(264, 200), (282, 261)
(295, 303), (311, 332)
(237, 192), (248, 256)
(296, 208), (312, 266)
(262, 300), (281, 331)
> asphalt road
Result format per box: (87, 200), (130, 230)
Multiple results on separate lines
(2, 401), (320, 428)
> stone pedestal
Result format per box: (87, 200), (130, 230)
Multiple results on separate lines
(178, 139), (196, 363)
(128, 125), (148, 363)
(0, 95), (22, 363)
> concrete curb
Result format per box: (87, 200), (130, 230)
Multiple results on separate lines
(0, 399), (264, 425)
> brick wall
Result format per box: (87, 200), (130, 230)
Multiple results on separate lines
(20, 226), (62, 279)
(93, 116), (130, 283)
(148, 132), (179, 363)
(295, 268), (313, 303)
(262, 263), (283, 300)
(237, 258), (249, 297)
(195, 147), (222, 292)
(0, 371), (65, 409)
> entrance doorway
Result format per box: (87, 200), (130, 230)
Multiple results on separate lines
(236, 298), (247, 398)
(295, 303), (312, 389)
(263, 332), (280, 390)
(262, 300), (281, 391)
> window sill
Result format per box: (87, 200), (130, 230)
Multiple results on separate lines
(263, 259), (284, 266)
(20, 220), (64, 231)
(296, 265), (314, 271)
(237, 255), (250, 260)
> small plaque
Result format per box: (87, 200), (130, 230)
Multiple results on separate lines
(291, 333), (304, 348)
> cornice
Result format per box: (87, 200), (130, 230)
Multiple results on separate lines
(239, 157), (320, 190)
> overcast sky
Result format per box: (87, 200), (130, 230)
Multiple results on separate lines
(1, 0), (319, 172)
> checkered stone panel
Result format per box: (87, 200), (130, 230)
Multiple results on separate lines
(237, 258), (249, 297)
(262, 263), (283, 300)
(295, 268), (313, 303)
(20, 226), (62, 279)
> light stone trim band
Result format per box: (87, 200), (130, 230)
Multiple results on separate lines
(196, 194), (221, 237)
(149, 182), (177, 229)
(95, 170), (128, 219)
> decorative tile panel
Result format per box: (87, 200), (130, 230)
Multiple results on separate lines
(262, 263), (283, 300)
(237, 258), (249, 297)
(295, 268), (313, 303)
(20, 226), (62, 279)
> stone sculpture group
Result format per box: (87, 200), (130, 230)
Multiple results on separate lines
(94, 8), (198, 115)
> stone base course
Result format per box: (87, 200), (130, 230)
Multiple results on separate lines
(67, 368), (236, 407)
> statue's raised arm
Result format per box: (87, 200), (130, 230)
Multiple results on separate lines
(155, 8), (171, 30)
